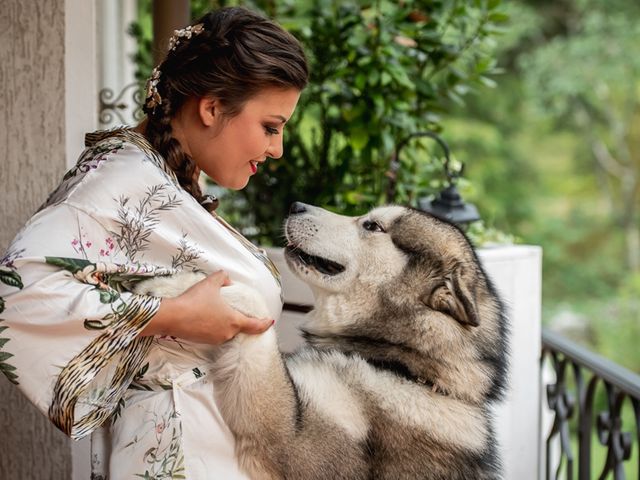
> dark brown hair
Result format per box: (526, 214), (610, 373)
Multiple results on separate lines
(143, 7), (309, 204)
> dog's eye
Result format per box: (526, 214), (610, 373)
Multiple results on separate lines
(362, 220), (385, 233)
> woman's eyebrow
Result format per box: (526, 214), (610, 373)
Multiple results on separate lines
(266, 114), (287, 123)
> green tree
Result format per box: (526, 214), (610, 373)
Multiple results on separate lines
(520, 0), (640, 272)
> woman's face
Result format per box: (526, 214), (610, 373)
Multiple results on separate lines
(177, 87), (301, 190)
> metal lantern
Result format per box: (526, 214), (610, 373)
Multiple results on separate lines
(387, 131), (480, 227)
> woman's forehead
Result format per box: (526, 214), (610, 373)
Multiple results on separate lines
(243, 87), (301, 119)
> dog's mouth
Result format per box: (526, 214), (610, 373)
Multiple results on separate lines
(285, 245), (346, 276)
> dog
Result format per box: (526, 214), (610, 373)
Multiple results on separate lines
(137, 203), (509, 479)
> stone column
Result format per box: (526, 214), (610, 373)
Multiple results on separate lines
(0, 0), (97, 478)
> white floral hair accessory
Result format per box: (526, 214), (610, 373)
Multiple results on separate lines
(168, 23), (205, 52)
(144, 23), (205, 112)
(144, 66), (162, 111)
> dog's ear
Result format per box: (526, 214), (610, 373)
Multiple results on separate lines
(421, 266), (480, 327)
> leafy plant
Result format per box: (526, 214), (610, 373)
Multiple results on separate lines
(224, 0), (508, 244)
(128, 0), (509, 244)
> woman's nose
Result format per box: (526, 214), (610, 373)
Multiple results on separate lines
(266, 135), (284, 159)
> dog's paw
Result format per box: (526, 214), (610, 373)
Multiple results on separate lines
(132, 271), (206, 298)
(221, 283), (270, 319)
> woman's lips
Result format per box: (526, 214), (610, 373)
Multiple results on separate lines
(250, 160), (258, 174)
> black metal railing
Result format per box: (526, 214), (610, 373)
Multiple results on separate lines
(542, 327), (640, 480)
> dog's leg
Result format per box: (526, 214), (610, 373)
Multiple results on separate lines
(202, 285), (296, 478)
(212, 328), (298, 479)
(216, 286), (373, 479)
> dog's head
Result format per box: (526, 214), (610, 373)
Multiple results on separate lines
(284, 202), (508, 404)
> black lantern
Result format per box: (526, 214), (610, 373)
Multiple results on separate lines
(387, 131), (480, 227)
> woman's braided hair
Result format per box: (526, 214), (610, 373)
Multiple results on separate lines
(142, 7), (308, 206)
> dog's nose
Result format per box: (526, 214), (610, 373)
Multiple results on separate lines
(289, 202), (307, 215)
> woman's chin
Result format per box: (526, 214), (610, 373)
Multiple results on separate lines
(225, 178), (250, 191)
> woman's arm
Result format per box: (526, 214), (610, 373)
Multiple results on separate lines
(141, 270), (274, 344)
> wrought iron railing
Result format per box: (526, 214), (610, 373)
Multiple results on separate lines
(98, 82), (145, 127)
(542, 327), (640, 480)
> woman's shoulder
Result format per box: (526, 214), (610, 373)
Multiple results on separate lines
(83, 128), (177, 178)
(80, 127), (179, 186)
(40, 128), (181, 212)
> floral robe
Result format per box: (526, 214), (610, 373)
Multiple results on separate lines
(0, 129), (283, 479)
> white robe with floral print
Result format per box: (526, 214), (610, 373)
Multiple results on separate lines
(0, 129), (283, 479)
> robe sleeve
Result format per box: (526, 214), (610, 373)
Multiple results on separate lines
(0, 144), (180, 439)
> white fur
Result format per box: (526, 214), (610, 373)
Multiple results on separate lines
(294, 351), (488, 453)
(134, 271), (270, 320)
(363, 366), (488, 452)
(288, 354), (369, 441)
(133, 271), (206, 297)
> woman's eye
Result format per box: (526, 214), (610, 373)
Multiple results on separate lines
(362, 220), (385, 233)
(265, 126), (279, 135)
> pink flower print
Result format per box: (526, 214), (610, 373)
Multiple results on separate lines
(70, 238), (82, 254)
(155, 420), (166, 435)
(85, 241), (92, 248)
(100, 238), (115, 257)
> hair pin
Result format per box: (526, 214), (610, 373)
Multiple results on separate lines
(168, 23), (205, 52)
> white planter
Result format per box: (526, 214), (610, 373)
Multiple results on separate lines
(266, 244), (543, 480)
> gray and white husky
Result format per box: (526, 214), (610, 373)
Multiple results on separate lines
(139, 203), (509, 480)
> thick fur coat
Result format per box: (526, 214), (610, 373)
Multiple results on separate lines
(136, 204), (509, 480)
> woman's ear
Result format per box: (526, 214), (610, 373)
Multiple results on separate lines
(198, 97), (219, 127)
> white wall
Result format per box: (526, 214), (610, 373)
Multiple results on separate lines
(97, 0), (139, 129)
(65, 0), (98, 168)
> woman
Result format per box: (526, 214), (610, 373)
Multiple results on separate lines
(0, 7), (308, 479)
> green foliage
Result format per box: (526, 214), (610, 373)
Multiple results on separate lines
(518, 0), (640, 276)
(576, 273), (640, 372)
(466, 220), (517, 246)
(129, 0), (153, 82)
(521, 4), (640, 123)
(442, 0), (640, 372)
(44, 256), (92, 274)
(221, 0), (508, 244)
(128, 1), (509, 244)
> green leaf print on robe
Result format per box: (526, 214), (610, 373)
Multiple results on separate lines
(0, 266), (23, 385)
(0, 268), (23, 289)
(44, 257), (174, 330)
(132, 409), (186, 480)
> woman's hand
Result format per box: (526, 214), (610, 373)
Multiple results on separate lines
(141, 271), (274, 344)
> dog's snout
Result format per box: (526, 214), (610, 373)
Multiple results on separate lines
(289, 202), (308, 215)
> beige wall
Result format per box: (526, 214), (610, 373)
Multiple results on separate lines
(0, 0), (72, 478)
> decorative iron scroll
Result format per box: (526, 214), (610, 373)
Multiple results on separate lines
(541, 328), (640, 480)
(98, 82), (145, 126)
